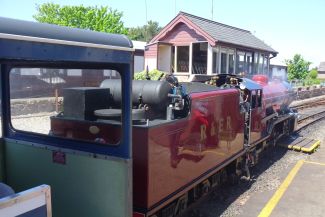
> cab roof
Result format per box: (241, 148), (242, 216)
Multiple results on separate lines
(0, 17), (133, 51)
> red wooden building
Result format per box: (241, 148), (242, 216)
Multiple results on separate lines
(145, 12), (278, 81)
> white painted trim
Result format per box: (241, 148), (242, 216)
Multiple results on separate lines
(246, 52), (253, 57)
(173, 72), (191, 76)
(237, 51), (245, 56)
(0, 185), (51, 217)
(218, 46), (222, 74)
(226, 51), (229, 74)
(220, 50), (228, 74)
(228, 49), (235, 55)
(174, 46), (178, 73)
(207, 44), (213, 75)
(189, 43), (193, 74)
(234, 48), (237, 74)
(211, 47), (218, 74)
(0, 33), (135, 52)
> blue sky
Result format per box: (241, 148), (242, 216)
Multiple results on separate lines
(1, 0), (324, 67)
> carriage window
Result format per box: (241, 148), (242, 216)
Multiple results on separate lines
(257, 90), (262, 107)
(251, 90), (257, 108)
(10, 67), (122, 145)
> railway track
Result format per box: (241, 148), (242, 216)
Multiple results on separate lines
(296, 110), (325, 131)
(291, 99), (325, 110)
(294, 98), (325, 131)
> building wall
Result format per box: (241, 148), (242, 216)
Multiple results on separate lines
(160, 22), (206, 45)
(144, 43), (158, 58)
(158, 45), (171, 72)
(145, 20), (272, 78)
(134, 55), (144, 73)
(144, 44), (158, 71)
(318, 71), (325, 79)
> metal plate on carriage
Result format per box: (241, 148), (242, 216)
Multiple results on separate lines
(94, 108), (145, 121)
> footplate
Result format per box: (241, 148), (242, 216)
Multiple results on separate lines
(278, 136), (320, 153)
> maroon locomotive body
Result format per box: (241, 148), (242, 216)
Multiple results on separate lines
(50, 74), (296, 216)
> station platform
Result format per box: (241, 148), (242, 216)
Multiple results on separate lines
(240, 139), (325, 217)
(259, 160), (325, 217)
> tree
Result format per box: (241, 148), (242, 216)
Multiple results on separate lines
(33, 3), (128, 34)
(128, 20), (162, 42)
(285, 54), (311, 80)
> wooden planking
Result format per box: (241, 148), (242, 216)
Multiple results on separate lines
(144, 43), (158, 58)
(160, 23), (206, 46)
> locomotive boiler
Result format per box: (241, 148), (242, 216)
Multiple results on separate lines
(50, 73), (297, 217)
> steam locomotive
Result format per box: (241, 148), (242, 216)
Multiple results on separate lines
(0, 16), (297, 217)
(50, 73), (297, 217)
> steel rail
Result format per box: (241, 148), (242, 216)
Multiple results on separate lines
(296, 110), (325, 131)
(291, 99), (325, 110)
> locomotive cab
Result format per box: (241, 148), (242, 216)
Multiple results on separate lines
(225, 77), (264, 146)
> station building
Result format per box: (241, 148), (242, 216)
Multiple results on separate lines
(145, 12), (278, 81)
(318, 61), (325, 79)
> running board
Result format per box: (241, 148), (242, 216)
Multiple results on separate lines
(278, 136), (320, 153)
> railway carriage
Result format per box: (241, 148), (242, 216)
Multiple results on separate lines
(0, 17), (297, 217)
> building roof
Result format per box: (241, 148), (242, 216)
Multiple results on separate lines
(132, 40), (146, 50)
(318, 62), (325, 72)
(180, 12), (277, 54)
(151, 12), (277, 55)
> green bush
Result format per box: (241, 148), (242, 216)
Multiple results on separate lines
(304, 78), (321, 86)
(309, 69), (318, 80)
(313, 79), (321, 85)
(134, 69), (165, 80)
(303, 69), (320, 86)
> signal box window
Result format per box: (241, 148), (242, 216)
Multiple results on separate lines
(10, 67), (122, 145)
(192, 42), (207, 74)
(176, 46), (190, 72)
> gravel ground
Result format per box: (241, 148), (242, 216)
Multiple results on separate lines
(182, 147), (307, 217)
(181, 104), (325, 217)
(11, 112), (54, 134)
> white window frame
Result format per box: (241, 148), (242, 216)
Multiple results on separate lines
(228, 49), (235, 74)
(173, 45), (190, 74)
(212, 46), (219, 74)
(246, 52), (253, 75)
(219, 47), (235, 74)
(190, 41), (209, 75)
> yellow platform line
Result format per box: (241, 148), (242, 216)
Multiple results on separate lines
(258, 160), (304, 217)
(304, 160), (325, 167)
